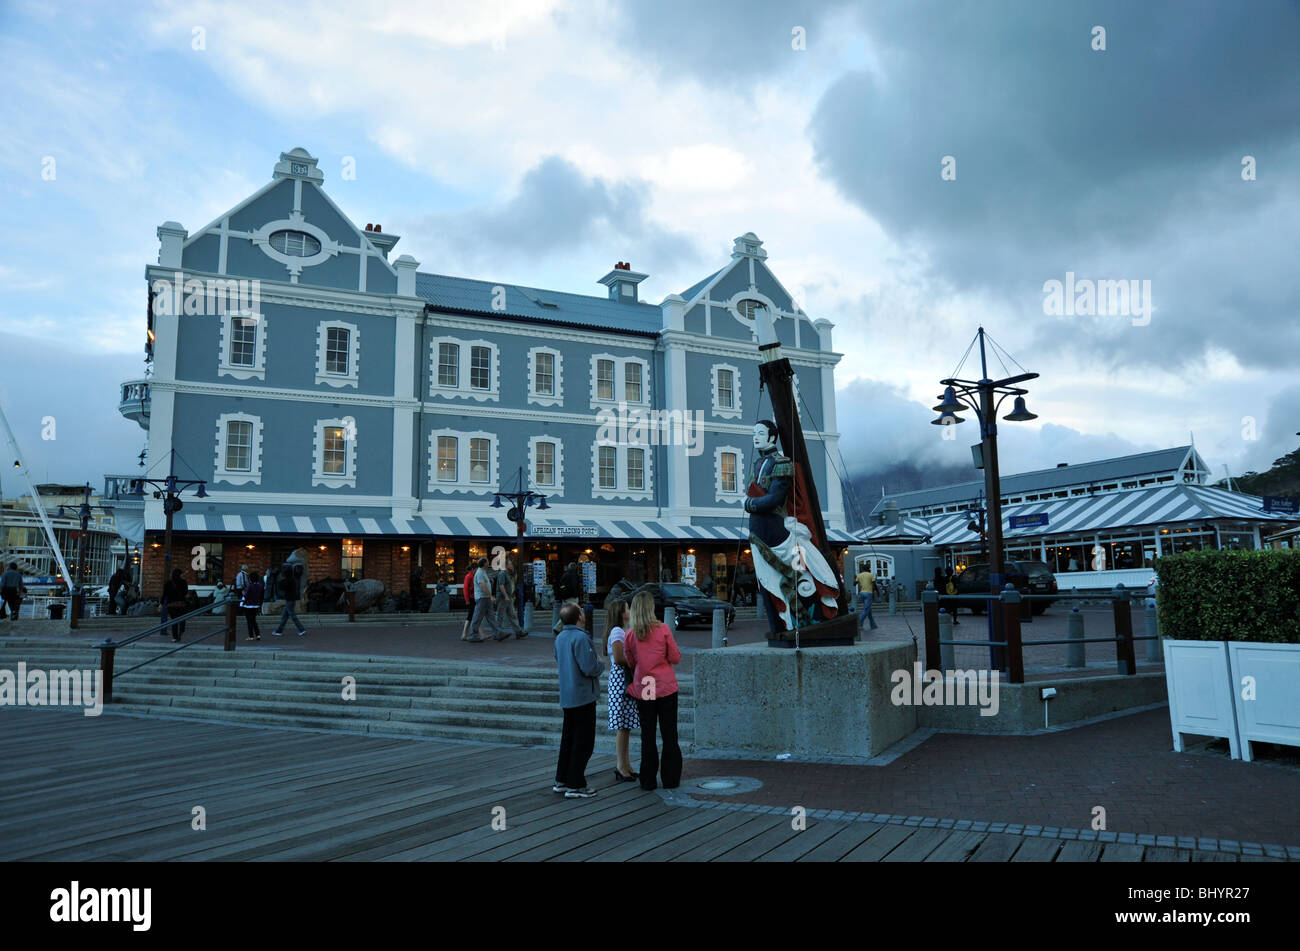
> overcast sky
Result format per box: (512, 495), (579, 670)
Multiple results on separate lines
(1, 0), (1296, 503)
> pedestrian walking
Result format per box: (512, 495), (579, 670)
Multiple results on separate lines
(494, 556), (526, 639)
(106, 566), (127, 616)
(856, 563), (878, 631)
(234, 563), (250, 601)
(460, 564), (476, 640)
(623, 590), (682, 791)
(552, 601), (604, 798)
(552, 561), (581, 634)
(604, 598), (639, 782)
(162, 568), (189, 642)
(467, 557), (504, 641)
(0, 562), (24, 622)
(271, 560), (306, 636)
(240, 574), (264, 640)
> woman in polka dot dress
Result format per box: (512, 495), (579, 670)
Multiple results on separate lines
(604, 598), (640, 782)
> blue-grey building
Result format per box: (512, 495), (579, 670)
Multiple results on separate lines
(118, 147), (854, 600)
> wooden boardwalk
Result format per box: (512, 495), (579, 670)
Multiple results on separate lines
(0, 709), (1271, 862)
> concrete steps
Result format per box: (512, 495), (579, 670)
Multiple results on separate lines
(0, 638), (694, 752)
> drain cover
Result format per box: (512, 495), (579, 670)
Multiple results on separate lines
(688, 776), (763, 795)
(700, 780), (738, 790)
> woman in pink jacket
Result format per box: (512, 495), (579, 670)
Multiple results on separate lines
(623, 590), (682, 790)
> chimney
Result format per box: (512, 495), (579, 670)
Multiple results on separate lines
(1056, 462), (1068, 468)
(363, 223), (400, 259)
(598, 262), (648, 303)
(882, 499), (901, 528)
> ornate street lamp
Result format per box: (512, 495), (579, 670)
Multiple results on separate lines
(132, 449), (208, 627)
(491, 466), (548, 620)
(931, 326), (1039, 669)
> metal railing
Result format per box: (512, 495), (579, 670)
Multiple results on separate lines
(922, 585), (1156, 684)
(94, 595), (239, 703)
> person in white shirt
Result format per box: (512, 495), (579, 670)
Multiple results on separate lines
(467, 558), (505, 641)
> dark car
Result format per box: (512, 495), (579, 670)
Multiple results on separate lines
(632, 582), (735, 629)
(953, 560), (1058, 615)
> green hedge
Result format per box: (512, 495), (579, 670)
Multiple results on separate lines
(1156, 549), (1300, 643)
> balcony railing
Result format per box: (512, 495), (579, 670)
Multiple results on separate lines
(118, 379), (151, 430)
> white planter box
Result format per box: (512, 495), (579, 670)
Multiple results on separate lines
(1162, 639), (1239, 759)
(1228, 642), (1300, 762)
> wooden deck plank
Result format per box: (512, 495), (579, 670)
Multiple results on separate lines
(1053, 840), (1104, 862)
(1100, 843), (1146, 862)
(968, 833), (1024, 863)
(1191, 850), (1239, 862)
(1010, 836), (1063, 862)
(672, 813), (775, 862)
(752, 818), (846, 862)
(707, 817), (800, 862)
(452, 794), (668, 863)
(924, 829), (985, 862)
(1143, 847), (1191, 862)
(840, 822), (916, 862)
(794, 821), (887, 863)
(881, 826), (953, 862)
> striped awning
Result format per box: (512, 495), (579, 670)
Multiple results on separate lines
(147, 510), (858, 544)
(857, 484), (1296, 546)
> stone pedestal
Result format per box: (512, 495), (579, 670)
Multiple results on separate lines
(694, 641), (917, 759)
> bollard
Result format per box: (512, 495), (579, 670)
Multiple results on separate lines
(551, 602), (560, 633)
(523, 601), (534, 635)
(889, 582), (897, 616)
(583, 602), (595, 641)
(664, 605), (676, 632)
(224, 598), (237, 651)
(70, 591), (82, 629)
(1145, 599), (1160, 662)
(1001, 587), (1025, 684)
(1112, 586), (1136, 675)
(99, 640), (116, 705)
(712, 606), (726, 649)
(346, 589), (356, 623)
(922, 586), (939, 671)
(938, 609), (954, 670)
(1067, 608), (1085, 668)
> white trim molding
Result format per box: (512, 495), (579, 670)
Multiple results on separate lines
(710, 363), (742, 420)
(429, 336), (500, 402)
(250, 214), (339, 282)
(426, 428), (499, 495)
(527, 346), (563, 407)
(528, 434), (564, 498)
(313, 417), (358, 489)
(315, 319), (360, 388)
(218, 312), (267, 381)
(213, 412), (264, 486)
(589, 353), (651, 410)
(590, 441), (654, 502)
(714, 445), (746, 504)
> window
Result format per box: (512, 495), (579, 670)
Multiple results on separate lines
(219, 313), (266, 380)
(322, 426), (346, 475)
(527, 347), (563, 406)
(469, 438), (490, 483)
(213, 412), (263, 485)
(231, 318), (257, 367)
(535, 352), (554, 395)
(437, 436), (457, 482)
(625, 362), (642, 403)
(528, 436), (564, 496)
(715, 446), (746, 502)
(737, 298), (766, 320)
(430, 337), (498, 401)
(438, 343), (459, 387)
(428, 430), (498, 494)
(627, 448), (644, 490)
(225, 420), (252, 471)
(341, 538), (363, 581)
(598, 446), (616, 489)
(535, 441), (555, 486)
(313, 417), (357, 488)
(269, 229), (321, 257)
(316, 320), (359, 387)
(597, 359), (615, 401)
(711, 363), (742, 419)
(470, 346), (491, 389)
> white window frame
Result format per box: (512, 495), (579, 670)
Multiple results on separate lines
(315, 320), (360, 388)
(590, 440), (653, 501)
(313, 417), (357, 489)
(218, 313), (267, 381)
(589, 353), (651, 409)
(715, 445), (747, 503)
(528, 435), (564, 497)
(429, 336), (499, 402)
(711, 363), (742, 420)
(213, 412), (264, 486)
(527, 346), (563, 407)
(427, 429), (499, 495)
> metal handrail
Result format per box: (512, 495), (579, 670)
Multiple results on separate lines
(97, 596), (234, 649)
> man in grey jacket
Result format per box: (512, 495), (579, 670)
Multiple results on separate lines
(0, 563), (24, 622)
(552, 602), (604, 798)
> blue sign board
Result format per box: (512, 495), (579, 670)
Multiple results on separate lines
(1262, 496), (1299, 515)
(1009, 513), (1050, 529)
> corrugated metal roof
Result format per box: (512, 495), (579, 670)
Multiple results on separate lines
(857, 483), (1292, 546)
(871, 446), (1198, 514)
(416, 272), (663, 335)
(678, 268), (722, 304)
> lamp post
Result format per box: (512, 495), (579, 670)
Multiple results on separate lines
(132, 449), (207, 625)
(56, 483), (105, 627)
(932, 326), (1038, 670)
(491, 466), (548, 623)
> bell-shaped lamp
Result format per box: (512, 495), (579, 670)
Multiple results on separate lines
(194, 482), (208, 499)
(537, 496), (549, 510)
(1003, 396), (1038, 422)
(491, 495), (503, 508)
(932, 386), (964, 414)
(930, 412), (965, 426)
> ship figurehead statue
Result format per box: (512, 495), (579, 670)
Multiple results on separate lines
(744, 420), (842, 635)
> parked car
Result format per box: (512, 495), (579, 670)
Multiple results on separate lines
(953, 560), (1058, 615)
(631, 582), (735, 629)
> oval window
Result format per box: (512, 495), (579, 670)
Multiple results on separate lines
(736, 298), (766, 320)
(269, 229), (321, 257)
